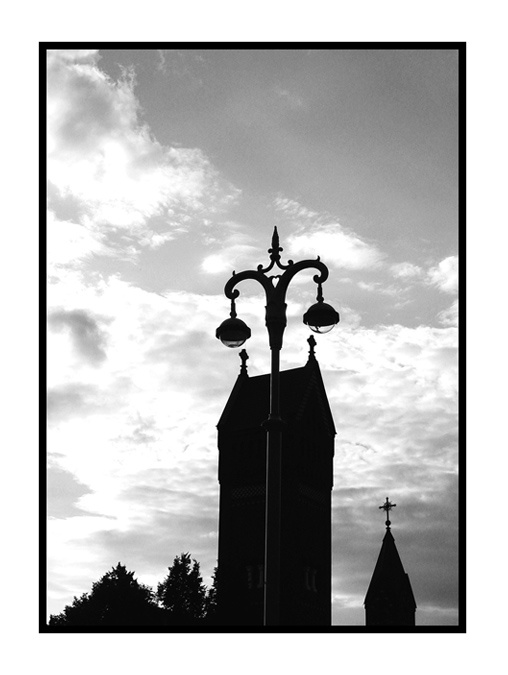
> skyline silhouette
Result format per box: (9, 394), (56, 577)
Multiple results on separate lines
(46, 47), (460, 627)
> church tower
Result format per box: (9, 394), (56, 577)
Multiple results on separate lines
(215, 339), (335, 625)
(364, 498), (417, 626)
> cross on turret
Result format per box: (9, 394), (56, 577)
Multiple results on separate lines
(379, 497), (396, 529)
(365, 497), (416, 625)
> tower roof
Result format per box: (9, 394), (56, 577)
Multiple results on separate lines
(217, 349), (336, 437)
(364, 527), (416, 610)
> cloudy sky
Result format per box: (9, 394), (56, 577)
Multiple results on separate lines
(46, 47), (458, 626)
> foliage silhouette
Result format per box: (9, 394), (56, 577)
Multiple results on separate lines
(203, 565), (219, 623)
(48, 556), (219, 627)
(157, 553), (208, 625)
(48, 563), (163, 626)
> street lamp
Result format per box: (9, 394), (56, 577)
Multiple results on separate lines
(216, 227), (339, 626)
(215, 299), (252, 348)
(303, 282), (340, 334)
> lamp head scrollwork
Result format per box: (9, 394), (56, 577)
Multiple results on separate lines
(216, 228), (339, 348)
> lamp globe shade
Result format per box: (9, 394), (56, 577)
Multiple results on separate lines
(216, 317), (252, 347)
(303, 302), (340, 334)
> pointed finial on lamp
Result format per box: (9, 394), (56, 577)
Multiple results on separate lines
(268, 226), (283, 263)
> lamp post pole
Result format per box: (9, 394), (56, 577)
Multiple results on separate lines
(216, 228), (338, 626)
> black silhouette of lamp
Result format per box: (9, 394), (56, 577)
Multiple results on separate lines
(216, 227), (339, 626)
(303, 283), (340, 334)
(216, 299), (252, 347)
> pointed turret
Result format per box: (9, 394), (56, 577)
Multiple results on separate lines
(364, 499), (417, 626)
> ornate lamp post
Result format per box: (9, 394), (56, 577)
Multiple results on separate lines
(216, 227), (339, 626)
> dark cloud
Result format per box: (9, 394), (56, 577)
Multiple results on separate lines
(113, 414), (159, 446)
(48, 309), (108, 365)
(47, 382), (101, 422)
(48, 375), (134, 424)
(47, 181), (91, 223)
(47, 465), (91, 518)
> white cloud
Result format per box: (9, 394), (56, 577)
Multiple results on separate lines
(47, 49), (238, 259)
(47, 49), (100, 65)
(438, 299), (459, 327)
(47, 273), (235, 610)
(45, 53), (457, 625)
(47, 211), (108, 266)
(357, 281), (400, 296)
(428, 256), (458, 294)
(288, 224), (385, 270)
(200, 226), (260, 275)
(47, 261), (457, 620)
(273, 197), (384, 270)
(390, 262), (424, 279)
(201, 254), (229, 274)
(201, 243), (260, 275)
(138, 230), (176, 249)
(273, 195), (320, 222)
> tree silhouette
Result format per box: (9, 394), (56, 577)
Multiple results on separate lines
(48, 563), (163, 626)
(48, 556), (220, 627)
(157, 553), (207, 625)
(203, 565), (219, 623)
